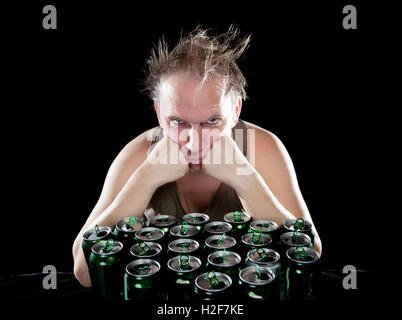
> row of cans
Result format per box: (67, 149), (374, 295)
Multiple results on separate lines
(82, 212), (320, 301)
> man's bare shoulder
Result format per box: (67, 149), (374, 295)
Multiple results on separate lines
(242, 120), (281, 149)
(119, 127), (159, 161)
(109, 127), (159, 175)
(242, 120), (289, 173)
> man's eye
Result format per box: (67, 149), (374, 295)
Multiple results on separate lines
(171, 119), (184, 125)
(205, 118), (221, 125)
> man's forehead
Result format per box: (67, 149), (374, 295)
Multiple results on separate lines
(164, 104), (224, 120)
(159, 73), (226, 100)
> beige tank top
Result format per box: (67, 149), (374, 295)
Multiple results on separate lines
(145, 119), (249, 223)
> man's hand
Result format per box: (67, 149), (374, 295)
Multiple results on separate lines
(142, 135), (190, 187)
(201, 134), (255, 189)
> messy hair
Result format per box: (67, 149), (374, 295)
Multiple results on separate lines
(143, 25), (251, 101)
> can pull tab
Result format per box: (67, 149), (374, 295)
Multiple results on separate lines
(255, 264), (261, 280)
(257, 248), (268, 261)
(126, 216), (136, 229)
(233, 211), (242, 222)
(138, 265), (151, 274)
(94, 225), (100, 236)
(262, 222), (270, 228)
(180, 221), (189, 235)
(190, 216), (201, 222)
(294, 218), (305, 231)
(177, 242), (190, 248)
(207, 271), (219, 288)
(102, 239), (114, 253)
(179, 255), (190, 269)
(295, 246), (308, 260)
(217, 234), (225, 246)
(292, 230), (299, 243)
(252, 230), (262, 244)
(139, 242), (151, 255)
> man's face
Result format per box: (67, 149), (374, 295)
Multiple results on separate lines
(155, 72), (241, 172)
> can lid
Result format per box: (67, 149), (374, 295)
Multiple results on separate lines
(167, 255), (202, 273)
(170, 225), (199, 238)
(195, 272), (232, 293)
(136, 227), (165, 241)
(286, 246), (320, 264)
(150, 214), (177, 227)
(130, 241), (162, 258)
(204, 221), (232, 234)
(280, 232), (311, 247)
(168, 239), (199, 253)
(182, 213), (210, 225)
(242, 232), (272, 247)
(284, 218), (312, 232)
(250, 220), (278, 233)
(239, 266), (275, 286)
(116, 216), (144, 233)
(91, 239), (123, 256)
(224, 211), (251, 224)
(248, 248), (281, 265)
(83, 226), (112, 241)
(126, 259), (160, 277)
(207, 250), (241, 267)
(205, 235), (236, 250)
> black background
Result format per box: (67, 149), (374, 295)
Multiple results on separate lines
(1, 1), (387, 280)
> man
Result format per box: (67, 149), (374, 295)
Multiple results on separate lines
(72, 25), (322, 287)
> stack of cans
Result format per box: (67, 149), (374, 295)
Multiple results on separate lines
(82, 212), (321, 301)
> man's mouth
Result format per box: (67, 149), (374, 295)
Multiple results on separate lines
(188, 158), (203, 164)
(186, 154), (204, 164)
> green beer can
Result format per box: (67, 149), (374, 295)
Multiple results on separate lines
(285, 246), (321, 301)
(182, 213), (210, 232)
(114, 216), (144, 247)
(135, 227), (166, 246)
(206, 250), (242, 287)
(167, 239), (201, 260)
(238, 266), (276, 300)
(223, 211), (251, 241)
(241, 231), (273, 259)
(124, 259), (162, 301)
(249, 220), (280, 248)
(203, 221), (233, 243)
(203, 234), (237, 260)
(130, 241), (164, 264)
(194, 271), (232, 300)
(88, 239), (124, 300)
(245, 248), (282, 276)
(245, 248), (285, 300)
(279, 231), (312, 259)
(166, 255), (202, 300)
(150, 214), (177, 235)
(82, 225), (113, 268)
(170, 222), (200, 241)
(283, 218), (315, 246)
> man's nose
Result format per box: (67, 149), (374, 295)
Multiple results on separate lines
(185, 125), (202, 153)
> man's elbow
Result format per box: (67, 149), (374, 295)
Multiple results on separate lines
(74, 262), (92, 288)
(72, 241), (92, 288)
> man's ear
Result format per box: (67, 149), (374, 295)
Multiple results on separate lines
(154, 100), (161, 123)
(232, 96), (242, 127)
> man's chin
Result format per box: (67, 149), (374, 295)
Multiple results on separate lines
(189, 163), (202, 173)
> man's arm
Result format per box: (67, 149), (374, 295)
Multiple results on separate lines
(72, 128), (155, 287)
(238, 124), (322, 254)
(72, 130), (190, 287)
